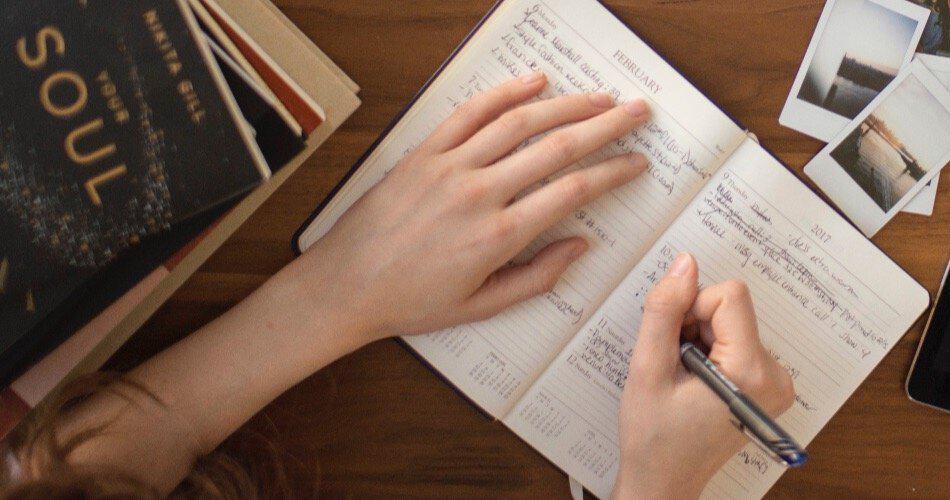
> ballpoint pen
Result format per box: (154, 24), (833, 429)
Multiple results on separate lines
(680, 342), (808, 467)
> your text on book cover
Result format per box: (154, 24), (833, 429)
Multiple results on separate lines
(0, 0), (265, 354)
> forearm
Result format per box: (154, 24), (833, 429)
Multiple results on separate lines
(66, 256), (373, 493)
(51, 77), (651, 494)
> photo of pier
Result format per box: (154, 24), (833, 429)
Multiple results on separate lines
(830, 74), (950, 212)
(798, 0), (921, 119)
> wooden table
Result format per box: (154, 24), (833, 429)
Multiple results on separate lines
(107, 1), (950, 497)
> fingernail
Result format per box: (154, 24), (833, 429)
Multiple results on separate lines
(570, 240), (589, 259)
(521, 71), (545, 85)
(624, 99), (649, 118)
(670, 253), (694, 277)
(629, 153), (648, 171)
(588, 93), (614, 108)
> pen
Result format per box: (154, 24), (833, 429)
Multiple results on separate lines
(680, 342), (808, 468)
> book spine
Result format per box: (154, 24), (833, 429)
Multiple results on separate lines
(199, 0), (326, 134)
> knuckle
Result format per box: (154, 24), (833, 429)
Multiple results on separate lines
(561, 174), (591, 202)
(493, 83), (516, 100)
(453, 99), (483, 124)
(416, 157), (452, 187)
(607, 111), (628, 135)
(485, 215), (516, 243)
(504, 209), (527, 237)
(547, 132), (577, 163)
(574, 92), (598, 107)
(733, 359), (795, 414)
(736, 366), (769, 393)
(458, 177), (489, 204)
(614, 106), (639, 132)
(722, 280), (751, 301)
(774, 371), (796, 412)
(499, 108), (530, 133)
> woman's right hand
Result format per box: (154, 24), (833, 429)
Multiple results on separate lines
(614, 253), (796, 499)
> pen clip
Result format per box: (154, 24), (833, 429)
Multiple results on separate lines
(730, 418), (788, 468)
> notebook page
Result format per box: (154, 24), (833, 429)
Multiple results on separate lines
(504, 139), (929, 498)
(297, 0), (745, 417)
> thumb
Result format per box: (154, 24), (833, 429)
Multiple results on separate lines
(630, 252), (699, 386)
(461, 238), (588, 322)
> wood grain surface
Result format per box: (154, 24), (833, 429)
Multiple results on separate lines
(107, 1), (950, 497)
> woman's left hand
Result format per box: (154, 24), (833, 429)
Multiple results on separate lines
(289, 72), (650, 342)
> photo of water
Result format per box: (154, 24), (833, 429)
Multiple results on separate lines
(831, 123), (921, 211)
(797, 0), (921, 119)
(820, 56), (897, 118)
(829, 74), (950, 212)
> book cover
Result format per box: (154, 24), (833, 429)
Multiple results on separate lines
(0, 198), (235, 441)
(0, 0), (268, 369)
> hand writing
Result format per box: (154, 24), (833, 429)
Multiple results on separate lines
(614, 253), (795, 499)
(288, 72), (650, 342)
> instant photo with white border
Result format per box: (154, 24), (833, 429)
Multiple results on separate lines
(902, 176), (938, 215)
(780, 0), (930, 142)
(902, 53), (950, 216)
(917, 53), (950, 89)
(805, 59), (950, 237)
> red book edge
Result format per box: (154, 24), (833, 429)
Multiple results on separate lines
(199, 0), (325, 135)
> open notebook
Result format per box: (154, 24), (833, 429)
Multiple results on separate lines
(294, 0), (930, 497)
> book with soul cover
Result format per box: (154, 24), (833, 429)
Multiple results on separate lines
(294, 0), (932, 497)
(0, 0), (361, 437)
(0, 0), (269, 378)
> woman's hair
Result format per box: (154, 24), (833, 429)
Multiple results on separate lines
(1, 373), (294, 499)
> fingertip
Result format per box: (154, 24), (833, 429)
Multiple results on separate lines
(668, 252), (696, 279)
(534, 238), (587, 271)
(533, 239), (586, 296)
(520, 70), (547, 87)
(623, 99), (650, 119)
(629, 152), (648, 175)
(569, 238), (589, 260)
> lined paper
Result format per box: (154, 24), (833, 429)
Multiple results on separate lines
(295, 1), (928, 497)
(297, 0), (746, 417)
(504, 140), (928, 498)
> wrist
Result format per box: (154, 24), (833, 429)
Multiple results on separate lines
(613, 429), (746, 500)
(264, 256), (382, 354)
(612, 462), (688, 500)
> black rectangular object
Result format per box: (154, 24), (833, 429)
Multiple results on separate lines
(907, 260), (950, 412)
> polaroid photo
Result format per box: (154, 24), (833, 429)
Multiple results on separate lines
(902, 176), (938, 215)
(918, 53), (950, 88)
(902, 53), (950, 216)
(805, 59), (950, 237)
(780, 0), (930, 142)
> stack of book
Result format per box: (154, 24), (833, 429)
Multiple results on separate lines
(0, 0), (360, 436)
